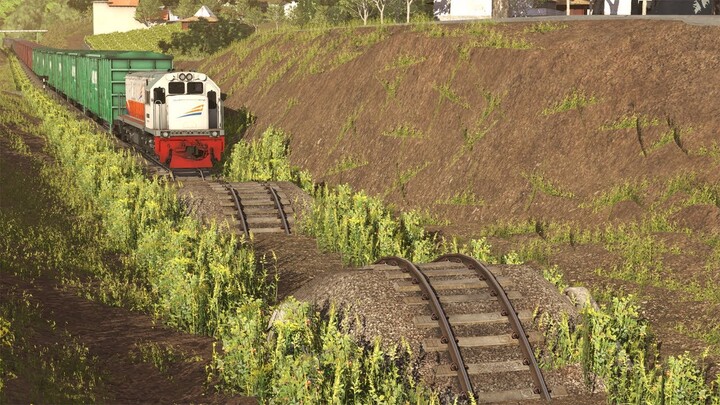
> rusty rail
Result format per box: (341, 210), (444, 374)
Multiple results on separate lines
(376, 256), (474, 398)
(434, 254), (551, 400)
(227, 186), (249, 237)
(265, 183), (291, 235)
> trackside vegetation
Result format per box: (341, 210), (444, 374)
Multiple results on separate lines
(5, 52), (436, 403)
(223, 126), (720, 403)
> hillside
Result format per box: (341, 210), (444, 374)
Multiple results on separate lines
(180, 19), (720, 363)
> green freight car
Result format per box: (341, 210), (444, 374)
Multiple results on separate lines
(32, 48), (172, 127)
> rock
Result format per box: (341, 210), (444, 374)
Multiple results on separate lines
(563, 287), (599, 311)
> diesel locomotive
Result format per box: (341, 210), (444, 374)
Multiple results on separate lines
(4, 38), (225, 168)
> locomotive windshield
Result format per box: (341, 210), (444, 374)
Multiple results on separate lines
(167, 82), (204, 95)
(187, 82), (203, 94)
(168, 82), (184, 95)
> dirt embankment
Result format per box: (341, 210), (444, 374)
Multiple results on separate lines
(190, 20), (720, 229)
(180, 20), (720, 362)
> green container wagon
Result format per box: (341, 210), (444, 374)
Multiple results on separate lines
(28, 47), (172, 127)
(90, 50), (172, 125)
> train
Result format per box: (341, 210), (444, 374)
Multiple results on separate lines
(3, 38), (225, 169)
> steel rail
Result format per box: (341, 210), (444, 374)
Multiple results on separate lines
(375, 256), (473, 397)
(227, 185), (249, 237)
(433, 254), (551, 400)
(265, 183), (291, 235)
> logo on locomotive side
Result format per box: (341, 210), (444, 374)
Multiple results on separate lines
(178, 104), (204, 118)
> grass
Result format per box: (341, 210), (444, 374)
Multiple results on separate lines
(582, 180), (647, 212)
(383, 54), (426, 71)
(377, 75), (403, 100)
(459, 90), (502, 153)
(335, 105), (364, 148)
(0, 291), (104, 403)
(130, 342), (200, 376)
(436, 190), (485, 206)
(600, 113), (661, 131)
(382, 124), (424, 139)
(434, 81), (470, 109)
(386, 162), (431, 199)
(524, 22), (568, 33)
(542, 89), (598, 115)
(326, 155), (368, 176)
(523, 171), (575, 199)
(695, 141), (720, 163)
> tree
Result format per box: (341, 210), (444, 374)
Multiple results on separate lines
(266, 4), (285, 30)
(242, 5), (264, 30)
(173, 0), (199, 18)
(404, 0), (412, 22)
(158, 17), (252, 55)
(341, 0), (372, 24)
(370, 0), (387, 23)
(135, 0), (163, 26)
(2, 0), (81, 30)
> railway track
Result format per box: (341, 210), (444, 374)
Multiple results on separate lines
(211, 181), (295, 236)
(373, 254), (567, 402)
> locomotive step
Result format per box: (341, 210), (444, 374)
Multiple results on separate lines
(435, 360), (529, 377)
(402, 292), (523, 305)
(393, 277), (512, 292)
(413, 310), (533, 328)
(422, 331), (541, 351)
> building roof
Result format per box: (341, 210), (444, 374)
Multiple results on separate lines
(194, 5), (216, 18)
(108, 0), (139, 6)
(178, 6), (219, 22)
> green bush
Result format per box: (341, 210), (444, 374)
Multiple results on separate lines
(224, 126), (312, 188)
(158, 19), (254, 57)
(86, 24), (181, 52)
(214, 299), (435, 403)
(540, 296), (720, 403)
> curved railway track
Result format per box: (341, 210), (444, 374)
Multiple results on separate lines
(211, 181), (295, 236)
(374, 254), (566, 402)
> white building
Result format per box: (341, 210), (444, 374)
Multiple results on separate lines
(434, 0), (493, 20)
(604, 0), (632, 14)
(92, 0), (148, 35)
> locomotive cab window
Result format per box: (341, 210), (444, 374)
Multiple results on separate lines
(187, 82), (203, 94)
(168, 82), (185, 95)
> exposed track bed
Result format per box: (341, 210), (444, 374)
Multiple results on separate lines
(210, 181), (295, 236)
(373, 254), (567, 402)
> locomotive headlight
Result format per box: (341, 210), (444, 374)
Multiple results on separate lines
(178, 73), (186, 81)
(185, 73), (193, 81)
(161, 131), (170, 138)
(210, 131), (218, 137)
